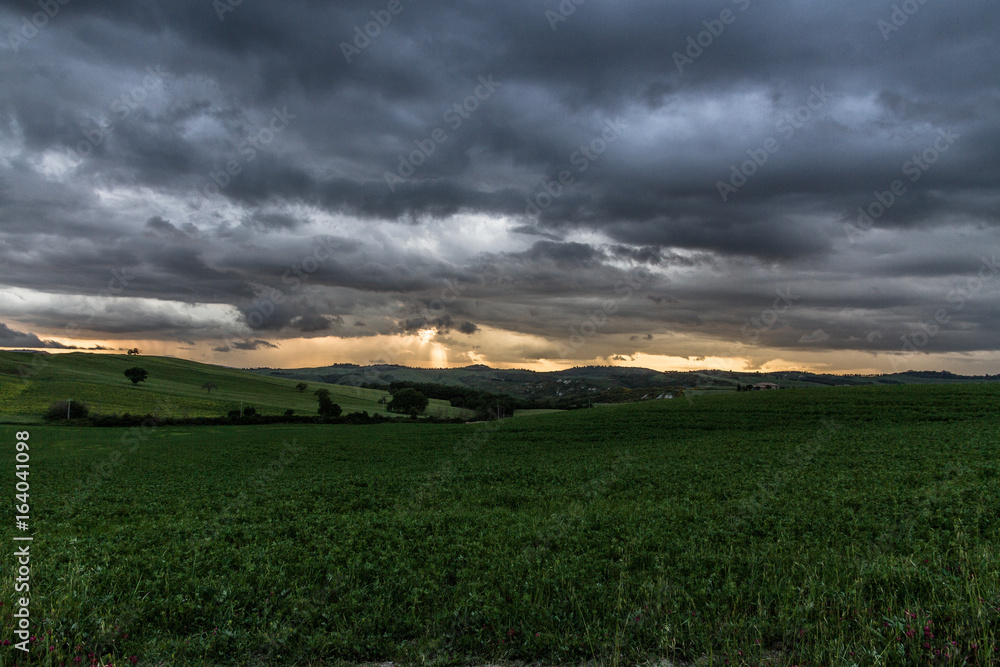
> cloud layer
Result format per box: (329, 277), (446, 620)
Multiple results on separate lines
(1, 0), (998, 372)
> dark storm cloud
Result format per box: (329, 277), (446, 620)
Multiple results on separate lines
(0, 0), (998, 364)
(0, 323), (71, 348)
(0, 323), (109, 349)
(230, 339), (279, 351)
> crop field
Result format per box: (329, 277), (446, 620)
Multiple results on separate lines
(0, 352), (472, 423)
(1, 383), (999, 665)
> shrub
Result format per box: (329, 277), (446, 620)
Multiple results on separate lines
(43, 400), (90, 421)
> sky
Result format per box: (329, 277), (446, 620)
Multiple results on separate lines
(0, 0), (998, 374)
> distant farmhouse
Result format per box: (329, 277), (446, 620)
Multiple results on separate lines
(752, 382), (779, 391)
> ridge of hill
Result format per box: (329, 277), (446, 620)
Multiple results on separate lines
(250, 362), (1000, 399)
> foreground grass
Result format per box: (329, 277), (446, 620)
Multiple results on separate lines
(1, 384), (999, 665)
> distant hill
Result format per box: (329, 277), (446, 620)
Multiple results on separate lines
(0, 351), (472, 423)
(250, 363), (1000, 400)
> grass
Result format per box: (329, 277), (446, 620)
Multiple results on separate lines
(511, 408), (566, 418)
(0, 383), (999, 665)
(0, 351), (473, 423)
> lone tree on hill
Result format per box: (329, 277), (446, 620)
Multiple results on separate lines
(388, 388), (429, 416)
(314, 388), (343, 420)
(124, 367), (148, 386)
(201, 381), (218, 394)
(296, 382), (308, 392)
(127, 347), (140, 355)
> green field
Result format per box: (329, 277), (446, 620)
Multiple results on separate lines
(0, 351), (473, 423)
(1, 383), (999, 665)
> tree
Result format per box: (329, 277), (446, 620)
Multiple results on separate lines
(296, 382), (309, 392)
(314, 388), (342, 419)
(127, 347), (140, 356)
(227, 406), (257, 420)
(388, 388), (429, 416)
(43, 400), (89, 421)
(201, 381), (218, 394)
(124, 367), (148, 386)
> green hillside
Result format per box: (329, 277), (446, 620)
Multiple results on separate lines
(0, 351), (472, 423)
(253, 362), (1000, 399)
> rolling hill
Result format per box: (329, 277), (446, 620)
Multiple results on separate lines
(0, 351), (473, 423)
(250, 361), (1000, 399)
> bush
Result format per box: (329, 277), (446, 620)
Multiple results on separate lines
(388, 388), (429, 415)
(43, 400), (90, 421)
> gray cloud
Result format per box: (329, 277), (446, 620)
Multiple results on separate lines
(0, 323), (72, 349)
(0, 0), (998, 370)
(230, 339), (279, 351)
